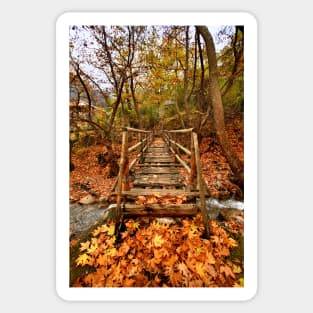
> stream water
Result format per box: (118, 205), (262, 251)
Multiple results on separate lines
(206, 198), (244, 210)
(70, 203), (111, 237)
(70, 198), (244, 237)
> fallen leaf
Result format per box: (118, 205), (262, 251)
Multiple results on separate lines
(70, 239), (78, 248)
(233, 264), (242, 274)
(207, 252), (216, 264)
(195, 262), (206, 278)
(76, 253), (90, 266)
(79, 240), (90, 252)
(124, 278), (136, 287)
(220, 265), (236, 279)
(135, 196), (146, 205)
(177, 262), (191, 278)
(152, 234), (164, 247)
(107, 224), (115, 236)
(87, 244), (98, 255)
(96, 254), (107, 267)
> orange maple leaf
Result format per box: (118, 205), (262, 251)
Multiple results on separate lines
(92, 224), (109, 237)
(176, 195), (187, 204)
(124, 278), (136, 287)
(79, 240), (90, 252)
(70, 239), (78, 248)
(146, 196), (158, 204)
(220, 265), (236, 279)
(96, 254), (107, 267)
(195, 262), (207, 278)
(169, 271), (183, 287)
(87, 243), (98, 256)
(206, 264), (217, 278)
(226, 237), (238, 248)
(152, 234), (164, 247)
(135, 196), (146, 205)
(162, 254), (179, 267)
(153, 247), (168, 260)
(188, 279), (203, 287)
(207, 252), (216, 264)
(177, 262), (191, 278)
(117, 242), (130, 256)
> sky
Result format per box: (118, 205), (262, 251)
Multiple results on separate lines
(208, 25), (230, 51)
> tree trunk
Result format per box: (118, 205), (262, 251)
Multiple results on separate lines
(183, 26), (190, 126)
(73, 62), (93, 121)
(196, 30), (206, 112)
(108, 79), (125, 130)
(221, 26), (244, 98)
(130, 71), (142, 128)
(196, 26), (244, 190)
(174, 32), (186, 129)
(187, 30), (197, 104)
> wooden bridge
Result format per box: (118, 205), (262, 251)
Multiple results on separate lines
(113, 127), (210, 237)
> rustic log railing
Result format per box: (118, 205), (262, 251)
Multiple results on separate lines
(114, 127), (153, 228)
(163, 128), (210, 237)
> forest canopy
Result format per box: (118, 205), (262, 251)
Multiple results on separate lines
(69, 25), (243, 135)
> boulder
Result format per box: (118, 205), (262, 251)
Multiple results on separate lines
(79, 194), (96, 205)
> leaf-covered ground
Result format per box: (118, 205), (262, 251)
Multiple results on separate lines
(70, 145), (117, 202)
(201, 114), (244, 199)
(70, 141), (138, 203)
(71, 214), (243, 287)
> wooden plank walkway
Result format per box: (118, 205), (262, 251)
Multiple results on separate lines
(114, 127), (210, 237)
(123, 137), (199, 217)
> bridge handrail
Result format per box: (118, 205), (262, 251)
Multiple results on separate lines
(114, 127), (153, 226)
(124, 126), (152, 133)
(164, 128), (194, 133)
(162, 129), (209, 237)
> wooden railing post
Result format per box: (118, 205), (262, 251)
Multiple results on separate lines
(147, 132), (150, 149)
(174, 133), (178, 154)
(188, 132), (196, 191)
(168, 133), (170, 148)
(115, 129), (128, 225)
(192, 131), (210, 238)
(139, 132), (143, 163)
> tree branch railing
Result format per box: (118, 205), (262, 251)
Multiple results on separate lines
(163, 128), (210, 237)
(114, 127), (153, 228)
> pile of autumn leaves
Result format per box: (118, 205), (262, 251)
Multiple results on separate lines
(72, 214), (243, 287)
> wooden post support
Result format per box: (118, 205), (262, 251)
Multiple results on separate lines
(151, 131), (153, 145)
(139, 132), (143, 163)
(116, 130), (128, 225)
(188, 132), (196, 191)
(123, 157), (130, 191)
(174, 133), (178, 154)
(168, 133), (172, 150)
(193, 132), (210, 238)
